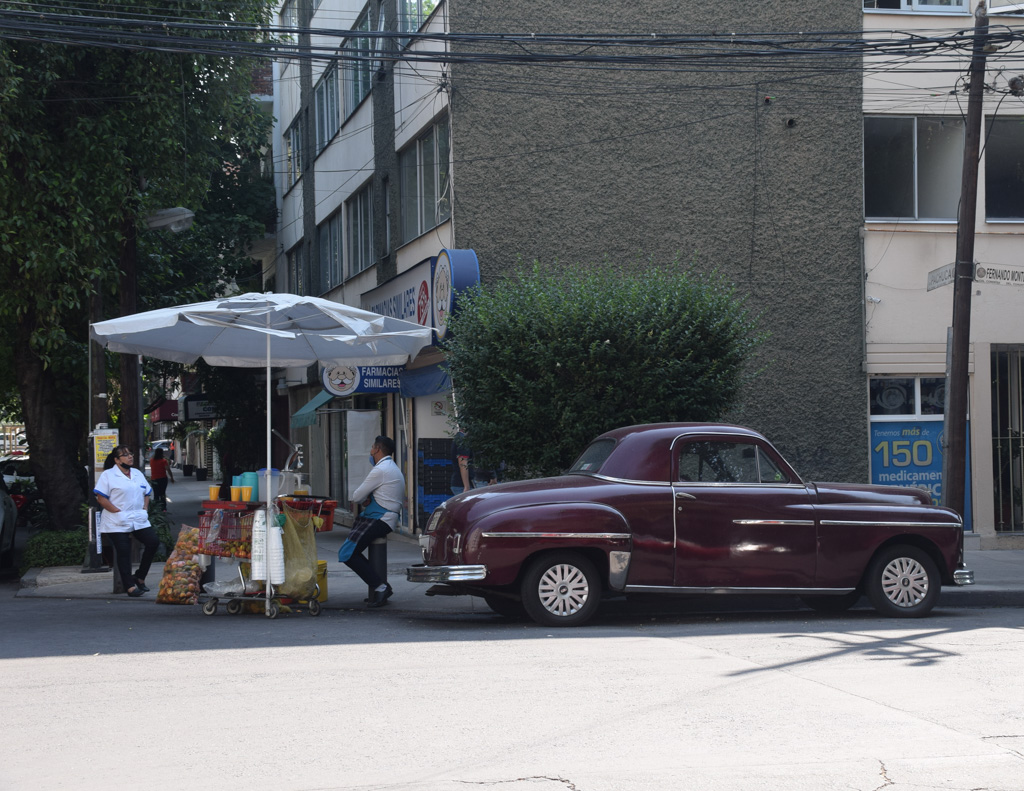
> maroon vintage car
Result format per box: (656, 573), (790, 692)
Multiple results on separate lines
(408, 423), (974, 626)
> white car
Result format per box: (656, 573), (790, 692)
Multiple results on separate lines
(1, 456), (33, 487)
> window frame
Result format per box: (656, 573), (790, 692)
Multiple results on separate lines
(318, 211), (343, 293)
(863, 0), (968, 12)
(864, 115), (964, 222)
(869, 376), (947, 422)
(284, 115), (303, 190)
(342, 7), (373, 121)
(985, 116), (1024, 222)
(399, 0), (439, 35)
(398, 115), (451, 244)
(314, 64), (340, 154)
(346, 182), (374, 278)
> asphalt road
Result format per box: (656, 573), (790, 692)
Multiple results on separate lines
(1, 585), (1022, 791)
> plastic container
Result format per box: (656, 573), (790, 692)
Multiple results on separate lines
(241, 471), (260, 502)
(257, 468), (281, 503)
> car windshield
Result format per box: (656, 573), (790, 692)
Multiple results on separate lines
(567, 439), (615, 473)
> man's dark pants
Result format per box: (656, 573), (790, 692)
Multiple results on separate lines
(343, 518), (392, 589)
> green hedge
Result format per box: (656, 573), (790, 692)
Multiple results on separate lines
(19, 528), (88, 575)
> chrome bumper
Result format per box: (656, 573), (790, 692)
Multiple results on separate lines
(407, 564), (488, 583)
(953, 568), (975, 586)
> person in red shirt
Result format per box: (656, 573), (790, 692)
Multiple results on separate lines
(149, 447), (175, 509)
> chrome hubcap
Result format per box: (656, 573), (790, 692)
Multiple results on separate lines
(881, 557), (929, 608)
(537, 563), (589, 617)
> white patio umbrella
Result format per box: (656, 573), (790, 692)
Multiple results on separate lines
(90, 292), (434, 610)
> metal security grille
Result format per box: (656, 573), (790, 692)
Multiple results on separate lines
(992, 346), (1024, 532)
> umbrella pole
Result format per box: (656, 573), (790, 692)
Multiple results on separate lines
(266, 330), (272, 615)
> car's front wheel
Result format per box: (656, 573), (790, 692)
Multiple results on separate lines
(865, 545), (940, 618)
(520, 552), (601, 627)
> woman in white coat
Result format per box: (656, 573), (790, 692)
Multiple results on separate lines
(94, 446), (158, 597)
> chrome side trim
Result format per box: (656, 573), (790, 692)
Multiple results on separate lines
(953, 568), (975, 586)
(625, 585), (856, 596)
(608, 550), (631, 591)
(820, 520), (963, 528)
(406, 564), (487, 583)
(732, 519), (815, 526)
(480, 532), (631, 540)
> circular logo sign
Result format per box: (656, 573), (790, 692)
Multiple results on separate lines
(416, 280), (430, 325)
(432, 252), (453, 340)
(322, 364), (360, 397)
(975, 265), (987, 280)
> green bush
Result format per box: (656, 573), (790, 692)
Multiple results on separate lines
(148, 505), (176, 562)
(19, 528), (88, 575)
(445, 259), (765, 479)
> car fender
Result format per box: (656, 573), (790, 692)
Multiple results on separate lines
(463, 502), (632, 588)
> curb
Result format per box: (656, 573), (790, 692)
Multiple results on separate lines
(19, 567), (41, 588)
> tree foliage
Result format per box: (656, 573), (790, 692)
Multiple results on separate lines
(0, 0), (276, 529)
(444, 260), (765, 479)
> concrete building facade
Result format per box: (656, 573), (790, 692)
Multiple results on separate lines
(269, 0), (899, 534)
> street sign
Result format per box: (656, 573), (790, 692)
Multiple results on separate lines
(974, 264), (1024, 287)
(927, 263), (956, 291)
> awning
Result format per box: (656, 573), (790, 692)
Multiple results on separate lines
(400, 363), (451, 397)
(291, 390), (333, 428)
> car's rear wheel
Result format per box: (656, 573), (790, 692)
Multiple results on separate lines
(865, 545), (940, 618)
(483, 594), (526, 619)
(801, 590), (861, 613)
(521, 552), (601, 627)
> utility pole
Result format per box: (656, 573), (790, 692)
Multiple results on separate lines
(944, 2), (989, 519)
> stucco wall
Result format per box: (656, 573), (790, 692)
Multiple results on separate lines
(446, 1), (867, 480)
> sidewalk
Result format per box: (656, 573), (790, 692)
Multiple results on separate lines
(14, 475), (1024, 614)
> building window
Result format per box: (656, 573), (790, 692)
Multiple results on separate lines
(399, 0), (438, 34)
(993, 347), (1024, 532)
(985, 117), (1024, 221)
(343, 8), (372, 120)
(287, 243), (307, 295)
(281, 0), (298, 28)
(347, 183), (373, 276)
(399, 115), (451, 243)
(318, 212), (343, 292)
(864, 116), (964, 221)
(285, 115), (303, 189)
(863, 0), (967, 11)
(869, 377), (945, 418)
(315, 65), (340, 154)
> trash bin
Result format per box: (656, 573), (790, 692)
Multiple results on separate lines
(195, 467), (208, 482)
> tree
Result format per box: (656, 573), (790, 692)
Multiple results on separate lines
(0, 0), (276, 530)
(444, 260), (765, 479)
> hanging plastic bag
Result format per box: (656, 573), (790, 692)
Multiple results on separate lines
(276, 501), (318, 600)
(156, 527), (203, 605)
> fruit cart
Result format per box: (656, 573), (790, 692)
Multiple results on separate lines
(196, 507), (322, 618)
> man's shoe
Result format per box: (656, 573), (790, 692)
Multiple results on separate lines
(126, 587), (145, 598)
(135, 580), (150, 592)
(368, 584), (393, 608)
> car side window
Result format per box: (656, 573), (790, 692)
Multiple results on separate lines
(757, 447), (790, 483)
(678, 441), (789, 484)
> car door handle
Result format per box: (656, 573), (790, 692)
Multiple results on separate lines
(675, 491), (696, 511)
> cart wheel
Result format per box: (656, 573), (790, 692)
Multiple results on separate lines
(308, 599), (321, 616)
(266, 601), (280, 619)
(202, 599), (218, 616)
(226, 600), (242, 615)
